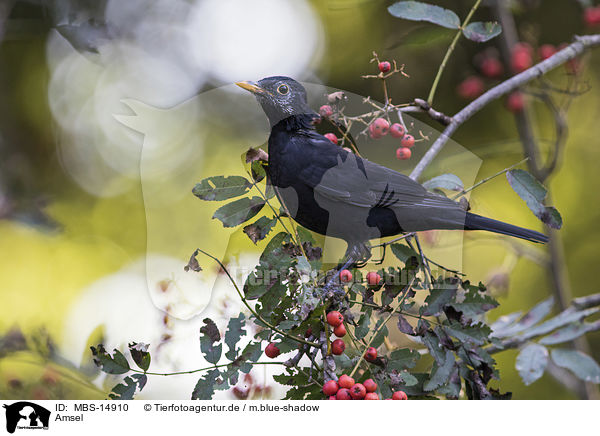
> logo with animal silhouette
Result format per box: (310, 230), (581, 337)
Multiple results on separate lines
(2, 402), (50, 433)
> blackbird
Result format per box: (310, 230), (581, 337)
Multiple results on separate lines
(237, 76), (547, 262)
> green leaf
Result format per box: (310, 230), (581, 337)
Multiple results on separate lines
(462, 21), (502, 42)
(388, 348), (421, 371)
(128, 342), (150, 372)
(388, 1), (460, 29)
(422, 174), (464, 192)
(422, 331), (446, 365)
(445, 323), (490, 346)
(491, 297), (554, 338)
(506, 169), (562, 229)
(539, 322), (596, 345)
(192, 176), (251, 201)
(200, 318), (222, 365)
(525, 307), (599, 338)
(108, 374), (147, 400)
(224, 313), (245, 361)
(390, 244), (419, 264)
(421, 287), (457, 316)
(212, 197), (265, 228)
(355, 308), (372, 340)
(515, 343), (548, 385)
(551, 349), (600, 383)
(243, 216), (277, 244)
(451, 289), (498, 320)
(424, 350), (456, 391)
(90, 345), (130, 374)
(192, 369), (220, 399)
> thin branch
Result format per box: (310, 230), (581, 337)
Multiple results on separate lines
(196, 249), (319, 348)
(409, 34), (600, 181)
(451, 158), (529, 199)
(427, 0), (483, 105)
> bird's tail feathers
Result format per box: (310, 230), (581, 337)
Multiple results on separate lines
(464, 213), (548, 243)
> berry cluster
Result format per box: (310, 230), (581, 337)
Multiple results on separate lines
(457, 41), (581, 113)
(367, 118), (415, 160)
(323, 375), (408, 400)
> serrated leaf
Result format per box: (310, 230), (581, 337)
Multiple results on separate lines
(90, 345), (130, 374)
(388, 1), (460, 29)
(539, 322), (596, 345)
(462, 21), (502, 42)
(212, 196), (265, 228)
(388, 348), (421, 370)
(424, 350), (456, 391)
(422, 287), (457, 316)
(422, 174), (464, 191)
(445, 323), (490, 346)
(506, 169), (562, 229)
(355, 308), (372, 340)
(390, 244), (419, 263)
(397, 315), (416, 335)
(515, 343), (548, 385)
(200, 318), (222, 364)
(525, 307), (599, 338)
(491, 297), (554, 338)
(551, 349), (600, 383)
(451, 290), (499, 320)
(192, 176), (252, 201)
(192, 369), (220, 399)
(128, 342), (150, 372)
(224, 313), (245, 361)
(422, 331), (446, 365)
(243, 216), (277, 244)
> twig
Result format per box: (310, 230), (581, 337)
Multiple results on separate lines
(409, 34), (600, 181)
(349, 277), (415, 378)
(195, 249), (319, 348)
(451, 158), (529, 199)
(427, 0), (483, 105)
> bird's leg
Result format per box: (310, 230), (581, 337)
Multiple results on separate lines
(368, 233), (415, 264)
(408, 235), (435, 285)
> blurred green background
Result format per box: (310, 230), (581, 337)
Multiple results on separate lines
(0, 0), (598, 400)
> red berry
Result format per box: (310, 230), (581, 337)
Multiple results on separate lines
(331, 339), (346, 355)
(389, 123), (405, 138)
(364, 392), (379, 400)
(319, 105), (333, 118)
(366, 272), (381, 286)
(396, 147), (411, 160)
(338, 374), (355, 389)
(329, 396), (336, 400)
(369, 118), (390, 139)
(538, 44), (556, 60)
(350, 383), (366, 400)
(392, 390), (408, 400)
(401, 134), (415, 148)
(364, 346), (377, 362)
(378, 61), (391, 73)
(333, 324), (347, 338)
(584, 7), (600, 27)
(480, 57), (503, 78)
(363, 378), (378, 393)
(323, 380), (339, 396)
(324, 133), (338, 144)
(511, 43), (533, 73)
(336, 388), (352, 400)
(265, 343), (280, 358)
(457, 76), (484, 99)
(339, 269), (353, 283)
(506, 92), (525, 113)
(326, 311), (344, 327)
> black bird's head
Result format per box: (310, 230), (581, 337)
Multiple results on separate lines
(236, 76), (316, 127)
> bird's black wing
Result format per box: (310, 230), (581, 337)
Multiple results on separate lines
(293, 132), (468, 233)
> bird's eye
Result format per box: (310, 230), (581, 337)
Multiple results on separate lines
(277, 84), (289, 95)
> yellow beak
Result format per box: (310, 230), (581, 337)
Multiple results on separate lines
(236, 81), (268, 95)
